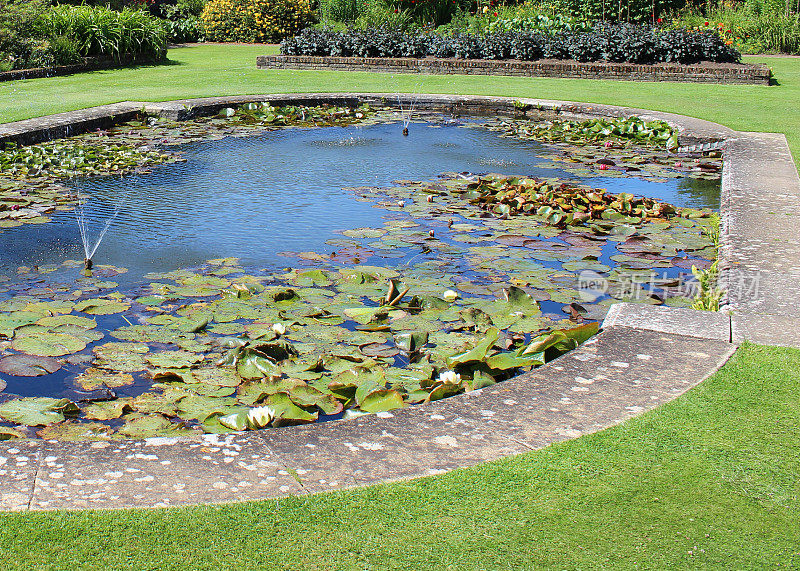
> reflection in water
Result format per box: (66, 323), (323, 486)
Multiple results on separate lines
(0, 122), (719, 281)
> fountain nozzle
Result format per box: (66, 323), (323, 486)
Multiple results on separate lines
(402, 127), (409, 137)
(84, 258), (93, 270)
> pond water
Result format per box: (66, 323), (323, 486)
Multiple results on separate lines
(0, 121), (719, 281)
(0, 113), (723, 439)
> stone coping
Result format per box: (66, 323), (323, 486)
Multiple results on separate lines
(0, 93), (736, 149)
(1, 93), (798, 511)
(257, 55), (772, 85)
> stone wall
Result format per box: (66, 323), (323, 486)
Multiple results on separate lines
(257, 55), (771, 85)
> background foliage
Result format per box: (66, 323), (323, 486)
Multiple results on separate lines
(201, 0), (315, 42)
(281, 23), (742, 63)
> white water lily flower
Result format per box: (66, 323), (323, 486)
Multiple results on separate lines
(247, 406), (276, 429)
(443, 289), (459, 302)
(439, 371), (461, 386)
(272, 322), (286, 335)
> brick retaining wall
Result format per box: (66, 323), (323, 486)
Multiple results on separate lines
(256, 55), (771, 85)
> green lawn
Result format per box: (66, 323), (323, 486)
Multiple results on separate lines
(1, 46), (799, 568)
(1, 343), (798, 569)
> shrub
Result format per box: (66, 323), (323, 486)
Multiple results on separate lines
(280, 24), (742, 63)
(39, 5), (167, 60)
(201, 0), (315, 42)
(0, 0), (54, 70)
(159, 0), (207, 42)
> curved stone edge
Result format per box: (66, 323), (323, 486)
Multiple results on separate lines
(0, 327), (735, 511)
(0, 93), (736, 149)
(2, 93), (796, 510)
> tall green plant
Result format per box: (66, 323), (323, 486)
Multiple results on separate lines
(39, 5), (167, 61)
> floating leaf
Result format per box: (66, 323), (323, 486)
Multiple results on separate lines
(37, 422), (116, 441)
(146, 350), (203, 369)
(74, 298), (131, 315)
(11, 332), (86, 357)
(0, 354), (61, 377)
(359, 389), (405, 413)
(74, 368), (134, 391)
(0, 397), (77, 426)
(83, 399), (133, 421)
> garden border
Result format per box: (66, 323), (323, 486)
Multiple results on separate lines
(1, 93), (798, 511)
(256, 55), (772, 85)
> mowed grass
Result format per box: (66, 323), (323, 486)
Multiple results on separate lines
(1, 45), (799, 165)
(0, 343), (798, 569)
(1, 46), (799, 568)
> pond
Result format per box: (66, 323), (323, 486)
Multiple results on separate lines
(0, 121), (718, 279)
(0, 105), (721, 440)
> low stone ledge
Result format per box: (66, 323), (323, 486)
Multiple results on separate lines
(257, 55), (771, 85)
(0, 102), (146, 148)
(602, 303), (731, 341)
(0, 327), (735, 511)
(1, 94), (736, 148)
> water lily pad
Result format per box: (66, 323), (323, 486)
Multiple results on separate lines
(0, 426), (26, 440)
(359, 389), (406, 413)
(74, 298), (131, 315)
(146, 350), (203, 369)
(83, 399), (133, 420)
(74, 368), (134, 391)
(0, 354), (61, 376)
(37, 421), (116, 441)
(118, 413), (194, 438)
(0, 311), (45, 337)
(93, 342), (148, 372)
(11, 332), (86, 357)
(193, 367), (242, 387)
(0, 397), (77, 426)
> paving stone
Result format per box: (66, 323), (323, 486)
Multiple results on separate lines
(731, 313), (800, 347)
(602, 302), (730, 341)
(0, 440), (41, 511)
(28, 434), (302, 510)
(719, 132), (800, 347)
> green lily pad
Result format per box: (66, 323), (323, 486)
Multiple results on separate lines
(0, 426), (26, 440)
(83, 399), (133, 421)
(118, 414), (194, 439)
(74, 368), (134, 391)
(11, 332), (87, 357)
(359, 389), (406, 413)
(0, 354), (61, 377)
(37, 421), (117, 441)
(74, 298), (131, 315)
(146, 351), (204, 369)
(0, 397), (77, 426)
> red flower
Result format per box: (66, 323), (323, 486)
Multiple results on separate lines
(704, 21), (709, 26)
(657, 17), (662, 23)
(493, 11), (498, 16)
